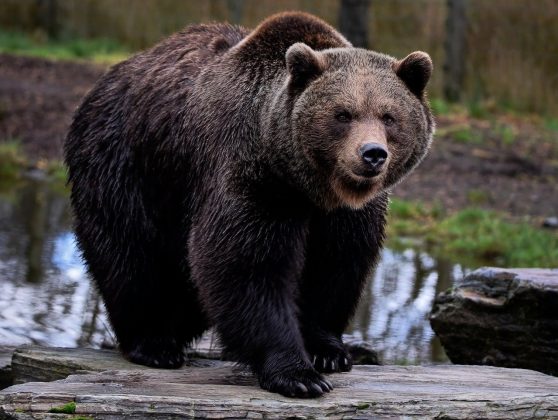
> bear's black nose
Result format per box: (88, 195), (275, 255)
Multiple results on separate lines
(360, 143), (388, 170)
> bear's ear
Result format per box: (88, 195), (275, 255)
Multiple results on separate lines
(286, 43), (325, 89)
(394, 51), (433, 98)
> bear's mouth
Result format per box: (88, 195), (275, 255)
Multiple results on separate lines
(330, 167), (384, 208)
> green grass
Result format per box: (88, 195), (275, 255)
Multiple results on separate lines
(0, 30), (129, 64)
(494, 123), (517, 145)
(545, 118), (558, 132)
(434, 122), (485, 144)
(387, 199), (558, 267)
(0, 141), (68, 190)
(0, 140), (25, 183)
(48, 401), (76, 414)
(466, 189), (491, 205)
(430, 98), (451, 116)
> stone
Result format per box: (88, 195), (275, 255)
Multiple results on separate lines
(543, 216), (558, 229)
(430, 267), (558, 375)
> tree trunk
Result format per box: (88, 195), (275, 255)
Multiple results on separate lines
(443, 0), (468, 102)
(36, 0), (59, 40)
(338, 0), (372, 48)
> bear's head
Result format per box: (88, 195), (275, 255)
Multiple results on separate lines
(275, 43), (434, 210)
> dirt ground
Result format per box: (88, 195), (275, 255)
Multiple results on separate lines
(1, 53), (557, 218)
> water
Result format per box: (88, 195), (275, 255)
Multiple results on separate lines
(0, 177), (470, 364)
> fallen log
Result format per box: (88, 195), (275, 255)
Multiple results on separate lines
(0, 346), (557, 419)
(430, 267), (558, 376)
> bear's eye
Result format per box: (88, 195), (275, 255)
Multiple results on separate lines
(335, 111), (353, 123)
(382, 114), (396, 127)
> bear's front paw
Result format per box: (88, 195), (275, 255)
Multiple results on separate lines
(259, 367), (333, 398)
(122, 337), (184, 369)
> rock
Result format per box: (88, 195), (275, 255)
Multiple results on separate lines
(430, 267), (558, 376)
(0, 347), (14, 390)
(543, 216), (558, 229)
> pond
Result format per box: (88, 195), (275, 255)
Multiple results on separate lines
(0, 176), (471, 365)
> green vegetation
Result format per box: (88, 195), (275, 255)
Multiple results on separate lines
(545, 118), (558, 132)
(0, 141), (68, 189)
(387, 198), (558, 267)
(0, 30), (129, 64)
(429, 98), (451, 116)
(466, 189), (491, 205)
(0, 140), (26, 184)
(495, 123), (517, 145)
(48, 401), (76, 414)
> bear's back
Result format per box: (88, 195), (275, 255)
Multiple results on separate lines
(65, 23), (248, 167)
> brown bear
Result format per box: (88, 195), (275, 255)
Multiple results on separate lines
(65, 12), (433, 398)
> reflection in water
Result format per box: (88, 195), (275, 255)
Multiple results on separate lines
(348, 248), (469, 364)
(0, 179), (468, 364)
(0, 178), (111, 348)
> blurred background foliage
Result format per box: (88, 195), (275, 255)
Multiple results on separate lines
(1, 0), (557, 116)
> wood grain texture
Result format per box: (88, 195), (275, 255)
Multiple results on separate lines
(1, 346), (558, 419)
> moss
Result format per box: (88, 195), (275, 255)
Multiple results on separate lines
(356, 403), (371, 410)
(48, 401), (76, 414)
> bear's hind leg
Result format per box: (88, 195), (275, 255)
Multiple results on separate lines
(78, 220), (207, 369)
(120, 277), (208, 369)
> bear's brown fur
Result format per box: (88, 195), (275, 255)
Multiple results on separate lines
(65, 12), (434, 398)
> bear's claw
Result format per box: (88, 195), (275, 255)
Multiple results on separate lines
(260, 368), (333, 398)
(312, 351), (352, 373)
(306, 332), (353, 373)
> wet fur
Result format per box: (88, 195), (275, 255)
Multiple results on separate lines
(65, 12), (433, 397)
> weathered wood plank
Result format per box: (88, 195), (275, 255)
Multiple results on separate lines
(11, 340), (377, 385)
(1, 347), (558, 419)
(11, 345), (231, 384)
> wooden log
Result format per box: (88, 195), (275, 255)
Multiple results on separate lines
(11, 346), (231, 384)
(2, 364), (558, 419)
(430, 267), (558, 376)
(1, 346), (557, 419)
(190, 330), (380, 366)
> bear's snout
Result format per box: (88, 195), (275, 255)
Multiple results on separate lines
(359, 143), (388, 177)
